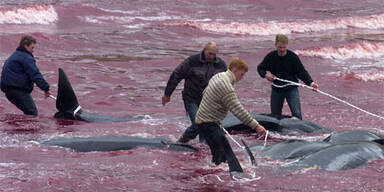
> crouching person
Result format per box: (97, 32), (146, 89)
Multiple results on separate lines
(195, 57), (266, 175)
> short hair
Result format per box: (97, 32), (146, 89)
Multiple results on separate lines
(204, 41), (218, 51)
(275, 34), (288, 44)
(19, 35), (36, 48)
(228, 57), (248, 72)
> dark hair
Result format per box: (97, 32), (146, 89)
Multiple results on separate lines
(19, 35), (37, 48)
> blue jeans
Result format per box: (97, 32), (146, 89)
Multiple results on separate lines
(271, 87), (302, 120)
(182, 100), (203, 141)
(4, 87), (38, 116)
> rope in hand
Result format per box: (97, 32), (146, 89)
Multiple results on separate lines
(255, 130), (269, 147)
(272, 77), (384, 120)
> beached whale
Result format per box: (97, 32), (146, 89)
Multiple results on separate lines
(252, 130), (384, 171)
(40, 136), (199, 152)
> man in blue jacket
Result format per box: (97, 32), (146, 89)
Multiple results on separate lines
(1, 35), (51, 116)
(162, 41), (227, 143)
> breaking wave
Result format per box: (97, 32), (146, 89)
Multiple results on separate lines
(295, 42), (384, 60)
(0, 5), (58, 25)
(166, 13), (384, 36)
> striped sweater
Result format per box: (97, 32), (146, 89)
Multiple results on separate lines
(195, 70), (259, 129)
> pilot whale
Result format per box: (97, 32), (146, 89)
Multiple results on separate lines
(222, 113), (332, 134)
(252, 130), (384, 171)
(53, 68), (144, 122)
(291, 140), (384, 171)
(41, 136), (199, 152)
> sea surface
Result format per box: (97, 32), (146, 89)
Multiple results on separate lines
(0, 0), (383, 191)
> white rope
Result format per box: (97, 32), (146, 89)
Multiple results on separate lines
(47, 93), (82, 119)
(255, 130), (269, 147)
(272, 77), (384, 120)
(221, 125), (244, 149)
(263, 131), (269, 147)
(49, 95), (57, 100)
(73, 105), (82, 118)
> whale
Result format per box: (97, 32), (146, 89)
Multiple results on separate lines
(53, 68), (144, 123)
(323, 130), (382, 144)
(222, 113), (332, 134)
(255, 140), (332, 160)
(290, 141), (384, 171)
(40, 136), (199, 152)
(54, 68), (330, 134)
(251, 130), (384, 171)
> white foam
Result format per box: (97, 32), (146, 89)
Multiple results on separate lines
(296, 42), (384, 60)
(335, 70), (384, 81)
(267, 132), (331, 142)
(166, 13), (384, 36)
(82, 14), (183, 25)
(0, 5), (58, 25)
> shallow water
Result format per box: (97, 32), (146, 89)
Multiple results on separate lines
(0, 1), (383, 191)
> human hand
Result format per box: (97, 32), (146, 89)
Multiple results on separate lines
(265, 72), (276, 82)
(162, 95), (170, 106)
(255, 124), (266, 135)
(310, 82), (318, 92)
(44, 90), (51, 98)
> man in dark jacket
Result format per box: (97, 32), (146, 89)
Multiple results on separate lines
(1, 35), (51, 116)
(257, 34), (318, 120)
(162, 41), (227, 143)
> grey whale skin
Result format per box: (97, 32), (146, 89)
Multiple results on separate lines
(41, 136), (199, 152)
(252, 130), (384, 171)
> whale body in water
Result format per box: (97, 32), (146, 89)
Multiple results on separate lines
(40, 136), (199, 152)
(253, 130), (384, 171)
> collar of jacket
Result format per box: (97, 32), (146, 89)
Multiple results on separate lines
(199, 51), (219, 64)
(224, 70), (236, 84)
(16, 46), (34, 57)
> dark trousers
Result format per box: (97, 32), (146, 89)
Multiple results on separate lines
(271, 87), (302, 119)
(182, 100), (204, 142)
(4, 87), (38, 116)
(198, 122), (243, 173)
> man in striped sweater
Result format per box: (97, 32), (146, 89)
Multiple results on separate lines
(196, 57), (266, 174)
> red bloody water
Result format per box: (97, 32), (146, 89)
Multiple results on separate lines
(0, 0), (383, 191)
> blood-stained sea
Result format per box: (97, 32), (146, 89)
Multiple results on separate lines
(0, 0), (383, 191)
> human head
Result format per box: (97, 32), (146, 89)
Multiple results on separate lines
(275, 34), (288, 56)
(203, 41), (218, 62)
(19, 35), (37, 53)
(229, 57), (248, 82)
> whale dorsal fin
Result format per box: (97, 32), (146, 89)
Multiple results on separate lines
(56, 68), (80, 113)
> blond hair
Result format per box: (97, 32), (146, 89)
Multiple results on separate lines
(228, 57), (248, 72)
(275, 34), (288, 44)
